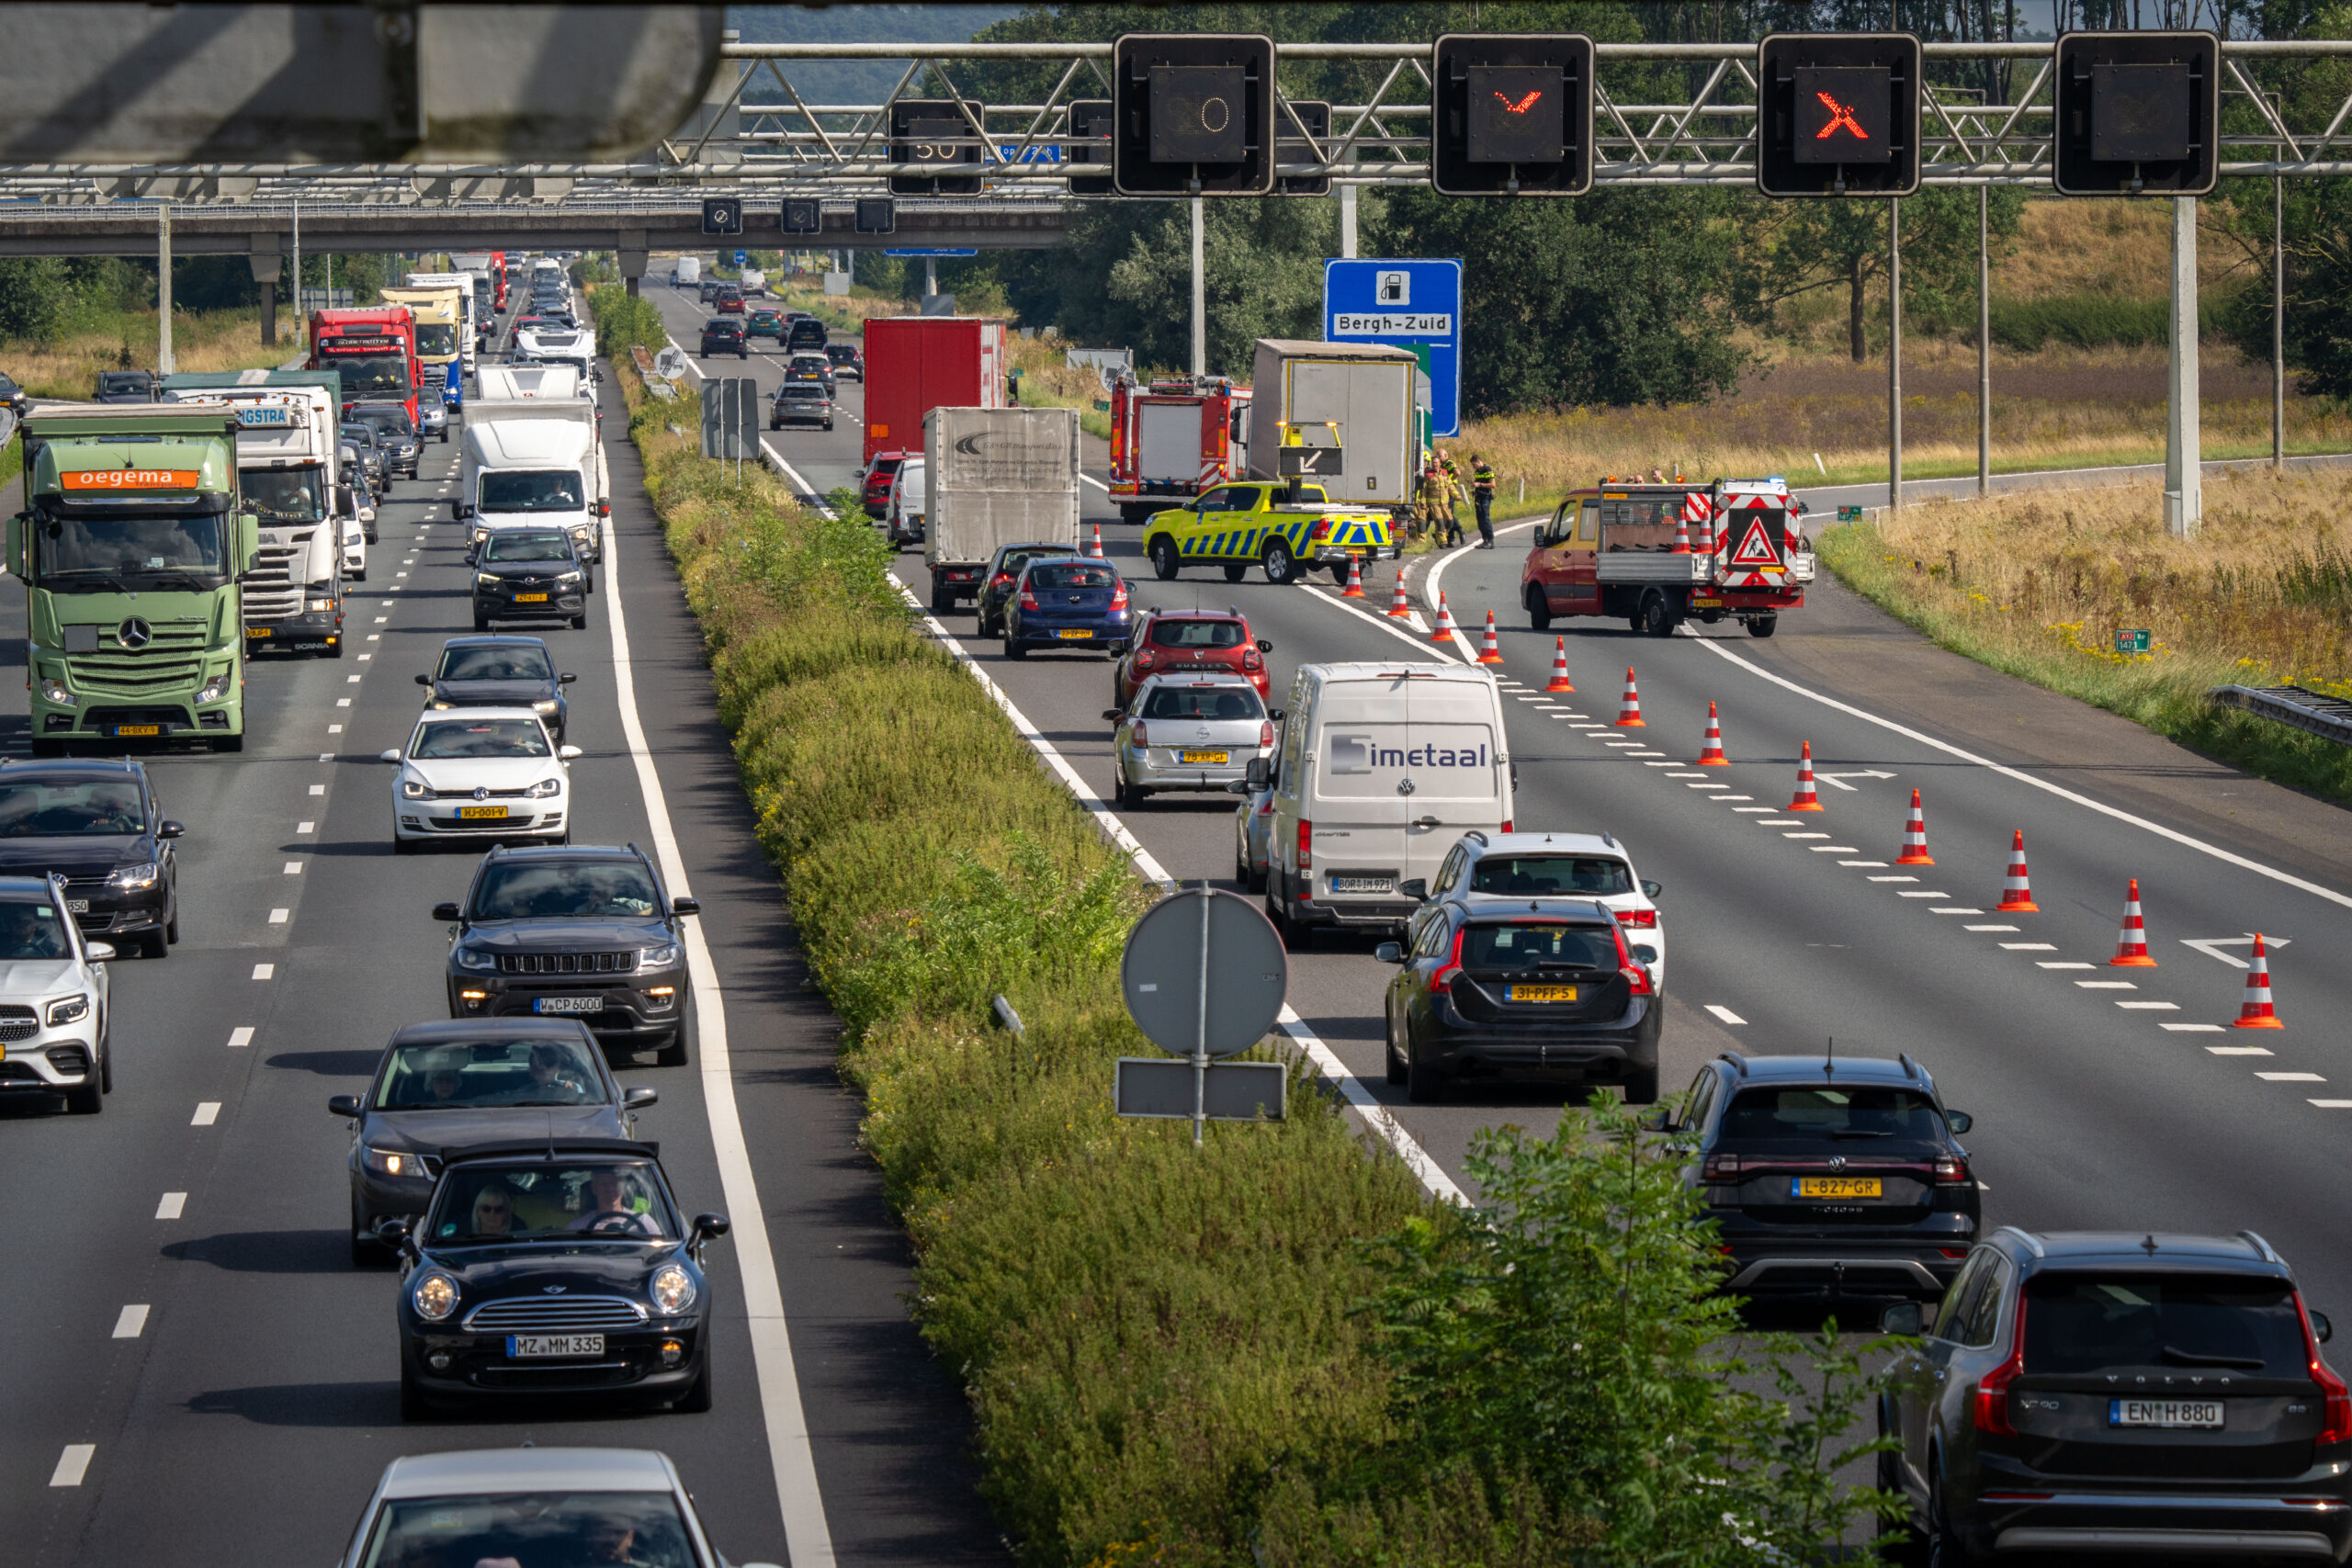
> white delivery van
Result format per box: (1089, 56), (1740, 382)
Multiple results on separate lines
(672, 256), (700, 288)
(460, 403), (607, 567)
(1261, 661), (1515, 942)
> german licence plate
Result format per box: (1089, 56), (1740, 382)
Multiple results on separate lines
(2111, 1398), (2222, 1429)
(507, 1334), (605, 1359)
(1329, 875), (1393, 894)
(534, 996), (605, 1014)
(64, 899), (88, 914)
(458, 805), (509, 819)
(1507, 985), (1579, 1002)
(110, 725), (160, 737)
(1179, 750), (1228, 764)
(1793, 1177), (1882, 1199)
(1056, 628), (1091, 639)
(514, 592), (548, 603)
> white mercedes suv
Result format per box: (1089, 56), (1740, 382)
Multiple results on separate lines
(0, 874), (114, 1114)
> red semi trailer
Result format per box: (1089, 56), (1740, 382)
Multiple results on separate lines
(861, 316), (1006, 464)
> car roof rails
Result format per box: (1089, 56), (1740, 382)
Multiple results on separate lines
(2239, 1229), (2285, 1265)
(1994, 1224), (2045, 1258)
(1718, 1050), (1747, 1077)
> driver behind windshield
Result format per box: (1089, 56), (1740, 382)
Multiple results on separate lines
(482, 532), (573, 564)
(0, 780), (144, 837)
(38, 512), (225, 576)
(0, 897), (74, 961)
(412, 719), (549, 760)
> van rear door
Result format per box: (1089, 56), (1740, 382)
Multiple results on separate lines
(1310, 672), (1502, 920)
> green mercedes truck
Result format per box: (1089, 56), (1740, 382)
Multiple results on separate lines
(8, 404), (259, 753)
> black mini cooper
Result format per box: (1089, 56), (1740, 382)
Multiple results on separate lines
(383, 1140), (727, 1418)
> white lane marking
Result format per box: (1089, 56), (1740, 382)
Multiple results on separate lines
(227, 1026), (254, 1047)
(1753, 818), (1802, 825)
(1811, 846), (1860, 852)
(1784, 832), (1831, 840)
(601, 508), (836, 1568)
(2311, 1100), (2352, 1107)
(252, 964), (273, 979)
(1841, 859), (1889, 867)
(2075, 980), (2137, 989)
(1711, 794), (1754, 801)
(283, 862), (302, 874)
(50, 1445), (95, 1487)
(1869, 875), (1917, 883)
(374, 616), (388, 624)
(1897, 891), (1951, 898)
(192, 1101), (220, 1125)
(1733, 807), (1777, 814)
(2117, 1000), (2179, 1010)
(357, 654), (372, 662)
(1684, 635), (2352, 913)
(1965, 924), (2020, 931)
(318, 753), (333, 762)
(1704, 1004), (1747, 1025)
(2181, 934), (2291, 968)
(297, 821), (313, 834)
(366, 635), (379, 642)
(346, 674), (363, 682)
(2165, 1023), (2228, 1033)
(1664, 771), (1707, 778)
(328, 725), (343, 735)
(2206, 1043), (2270, 1053)
(111, 1305), (147, 1339)
(1423, 519), (1543, 661)
(267, 908), (288, 924)
(154, 1193), (185, 1220)
(2002, 942), (2056, 951)
(756, 436), (828, 509)
(1931, 907), (1984, 914)
(308, 784), (325, 795)
(1301, 582), (1455, 660)
(336, 698), (350, 707)
(2039, 962), (2096, 969)
(2261, 1071), (2325, 1081)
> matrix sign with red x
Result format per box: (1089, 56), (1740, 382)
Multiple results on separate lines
(1758, 33), (1921, 197)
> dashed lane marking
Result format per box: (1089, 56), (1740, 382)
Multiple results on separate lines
(252, 964), (274, 979)
(2260, 1072), (2325, 1081)
(111, 1306), (147, 1339)
(228, 1027), (254, 1046)
(267, 909), (288, 924)
(192, 1102), (220, 1126)
(1703, 1005), (1747, 1025)
(2117, 1001), (2179, 1010)
(154, 1193), (185, 1221)
(1965, 924), (2020, 932)
(51, 1446), (95, 1487)
(2003, 942), (2056, 951)
(1931, 908), (1984, 914)
(2040, 962), (2095, 969)
(2075, 981), (2137, 988)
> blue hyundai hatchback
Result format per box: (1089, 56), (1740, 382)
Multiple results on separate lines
(1003, 557), (1131, 659)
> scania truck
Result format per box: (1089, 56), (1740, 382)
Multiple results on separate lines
(9, 404), (257, 753)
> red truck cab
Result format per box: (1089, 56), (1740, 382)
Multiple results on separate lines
(1521, 478), (1812, 639)
(308, 305), (420, 425)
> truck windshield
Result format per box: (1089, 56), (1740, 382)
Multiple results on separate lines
(480, 471), (584, 513)
(33, 509), (228, 582)
(242, 467), (325, 525)
(413, 324), (458, 356)
(324, 354), (408, 397)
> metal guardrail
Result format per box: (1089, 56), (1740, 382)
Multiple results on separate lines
(2207, 685), (2352, 747)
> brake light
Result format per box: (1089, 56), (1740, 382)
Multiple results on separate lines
(1974, 1297), (2025, 1436)
(1430, 925), (1466, 993)
(1500, 819), (1512, 833)
(1259, 721), (1275, 749)
(1617, 908), (1658, 928)
(1608, 918), (1654, 994)
(1933, 1155), (1971, 1186)
(1310, 519), (1333, 540)
(1018, 589), (1039, 611)
(2300, 1297), (2352, 1444)
(991, 571), (1013, 588)
(1242, 649), (1262, 671)
(1136, 649), (1158, 669)
(1130, 721), (1148, 748)
(1701, 1152), (1741, 1181)
(1296, 818), (1311, 872)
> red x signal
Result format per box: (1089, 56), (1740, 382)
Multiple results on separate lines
(1814, 91), (1869, 141)
(1492, 89), (1544, 115)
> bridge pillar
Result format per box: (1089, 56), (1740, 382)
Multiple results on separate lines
(247, 234), (283, 344)
(617, 231), (648, 299)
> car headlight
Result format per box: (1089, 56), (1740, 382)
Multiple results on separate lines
(525, 776), (562, 798)
(412, 1272), (458, 1321)
(363, 1145), (424, 1178)
(557, 571), (582, 584)
(39, 677), (74, 706)
(307, 597), (334, 613)
(46, 994), (88, 1027)
(476, 573), (498, 589)
(196, 671), (232, 705)
(453, 945), (498, 972)
(639, 940), (682, 968)
(532, 699), (560, 715)
(107, 861), (158, 890)
(650, 1263), (696, 1315)
(401, 777), (432, 800)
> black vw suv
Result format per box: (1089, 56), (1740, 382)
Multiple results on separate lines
(435, 844), (697, 1066)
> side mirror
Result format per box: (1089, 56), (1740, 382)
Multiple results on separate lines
(328, 1093), (362, 1117)
(560, 672), (578, 684)
(432, 901), (463, 922)
(1257, 639), (1272, 653)
(86, 941), (116, 962)
(2316, 1311), (2336, 1345)
(671, 896), (700, 917)
(1398, 878), (1428, 901)
(157, 820), (185, 840)
(375, 1219), (412, 1252)
(335, 484), (356, 514)
(5, 513), (21, 579)
(1101, 708), (1124, 723)
(1642, 879), (1663, 899)
(1269, 708), (1285, 723)
(1224, 780), (1251, 795)
(557, 744), (582, 761)
(1946, 1111), (1973, 1135)
(379, 749), (402, 763)
(414, 673), (431, 686)
(1636, 1106), (1675, 1133)
(622, 1086), (659, 1111)
(1244, 757), (1272, 789)
(691, 1212), (730, 1241)
(1880, 1302), (1925, 1337)
(1373, 942), (1405, 964)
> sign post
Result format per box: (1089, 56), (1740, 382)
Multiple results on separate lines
(1117, 884), (1288, 1144)
(1324, 258), (1463, 438)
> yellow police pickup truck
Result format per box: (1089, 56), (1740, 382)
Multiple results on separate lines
(1141, 479), (1396, 585)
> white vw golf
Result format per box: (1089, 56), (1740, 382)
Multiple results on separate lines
(382, 709), (581, 852)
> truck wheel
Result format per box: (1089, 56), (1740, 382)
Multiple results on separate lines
(1747, 615), (1779, 639)
(930, 581), (953, 615)
(1148, 536), (1181, 581)
(1261, 540), (1296, 585)
(1638, 591), (1677, 638)
(1222, 563), (1247, 584)
(1524, 583), (1551, 631)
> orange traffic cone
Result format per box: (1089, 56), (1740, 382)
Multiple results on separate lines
(1430, 592), (1460, 645)
(1614, 668), (1645, 728)
(1787, 741), (1824, 811)
(2233, 933), (2284, 1028)
(2109, 879), (2156, 966)
(1476, 610), (1504, 664)
(1672, 513), (1693, 554)
(1996, 830), (2038, 912)
(1386, 572), (1412, 619)
(1341, 556), (1365, 598)
(1895, 789), (1933, 865)
(1086, 523), (1104, 558)
(1693, 701), (1728, 765)
(1544, 637), (1575, 693)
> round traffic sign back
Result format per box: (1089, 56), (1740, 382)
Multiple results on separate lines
(1118, 887), (1287, 1058)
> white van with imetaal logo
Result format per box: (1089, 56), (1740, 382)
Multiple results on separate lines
(1261, 661), (1514, 943)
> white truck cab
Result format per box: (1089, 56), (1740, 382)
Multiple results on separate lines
(460, 411), (605, 569)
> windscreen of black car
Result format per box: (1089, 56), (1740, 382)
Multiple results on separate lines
(1150, 618), (1245, 649)
(0, 896), (74, 960)
(1718, 1087), (1947, 1141)
(0, 780), (144, 837)
(413, 718), (550, 760)
(2024, 1274), (2310, 1376)
(1030, 562), (1118, 592)
(433, 1161), (676, 1241)
(478, 471), (583, 513)
(1460, 922), (1618, 970)
(1140, 684), (1265, 721)
(358, 1492), (699, 1568)
(377, 1036), (605, 1109)
(482, 531), (572, 563)
(1468, 855), (1634, 897)
(439, 645), (553, 682)
(471, 860), (661, 919)
(354, 406), (414, 437)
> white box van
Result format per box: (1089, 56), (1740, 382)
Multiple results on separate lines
(1261, 661), (1515, 942)
(672, 256), (701, 288)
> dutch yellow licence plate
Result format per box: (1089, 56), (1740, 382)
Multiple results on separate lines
(111, 725), (160, 737)
(1506, 985), (1578, 1002)
(1793, 1177), (1882, 1199)
(1056, 628), (1091, 639)
(458, 805), (509, 820)
(245, 626), (270, 637)
(1180, 750), (1228, 764)
(514, 592), (548, 603)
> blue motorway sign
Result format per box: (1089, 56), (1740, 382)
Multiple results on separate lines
(734, 250), (748, 267)
(1324, 258), (1463, 437)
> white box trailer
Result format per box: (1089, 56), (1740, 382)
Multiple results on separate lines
(922, 406), (1080, 613)
(1246, 339), (1418, 515)
(477, 365), (582, 401)
(460, 395), (608, 563)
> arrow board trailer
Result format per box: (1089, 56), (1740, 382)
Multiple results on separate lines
(1518, 478), (1816, 640)
(1246, 340), (1418, 517)
(922, 405), (1081, 614)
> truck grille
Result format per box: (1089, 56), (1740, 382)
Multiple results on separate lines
(498, 951), (637, 976)
(242, 544), (304, 620)
(65, 618), (208, 699)
(0, 1005), (36, 1043)
(462, 1295), (649, 1332)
